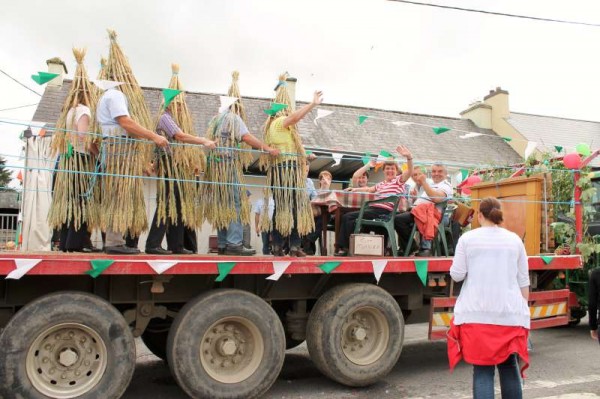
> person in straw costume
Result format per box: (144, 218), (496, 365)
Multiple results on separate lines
(145, 65), (216, 255)
(260, 74), (323, 257)
(96, 30), (168, 255)
(48, 48), (100, 252)
(203, 72), (279, 256)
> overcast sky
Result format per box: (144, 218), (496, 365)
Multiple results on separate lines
(1, 0), (599, 182)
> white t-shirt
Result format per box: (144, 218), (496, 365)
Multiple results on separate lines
(252, 197), (274, 220)
(96, 89), (130, 137)
(450, 226), (531, 328)
(414, 179), (453, 208)
(66, 104), (91, 154)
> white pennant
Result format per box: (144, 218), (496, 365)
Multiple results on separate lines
(524, 141), (537, 159)
(219, 96), (239, 114)
(371, 260), (388, 284)
(147, 260), (178, 274)
(92, 80), (125, 91)
(331, 152), (343, 166)
(459, 132), (484, 139)
(267, 261), (292, 281)
(392, 121), (412, 127)
(6, 259), (42, 280)
(313, 109), (334, 125)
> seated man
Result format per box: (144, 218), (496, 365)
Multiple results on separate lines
(395, 163), (453, 257)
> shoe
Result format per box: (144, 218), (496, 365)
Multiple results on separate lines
(224, 245), (256, 256)
(105, 245), (140, 255)
(334, 249), (348, 257)
(146, 247), (172, 255)
(416, 249), (432, 257)
(82, 246), (103, 253)
(271, 246), (284, 256)
(289, 248), (307, 257)
(218, 248), (226, 255)
(173, 248), (193, 255)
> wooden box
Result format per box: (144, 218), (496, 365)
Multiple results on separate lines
(350, 234), (385, 256)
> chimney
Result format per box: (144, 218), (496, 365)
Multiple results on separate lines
(483, 86), (509, 119)
(45, 57), (68, 87)
(285, 76), (297, 111)
(460, 86), (509, 130)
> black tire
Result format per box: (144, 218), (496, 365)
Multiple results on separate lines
(286, 337), (305, 350)
(0, 291), (135, 399)
(141, 318), (171, 361)
(167, 289), (285, 399)
(306, 283), (404, 387)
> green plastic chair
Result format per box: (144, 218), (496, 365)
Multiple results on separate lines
(353, 195), (403, 257)
(402, 201), (451, 257)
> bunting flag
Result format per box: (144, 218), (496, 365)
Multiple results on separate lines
(31, 72), (59, 85)
(147, 260), (178, 274)
(264, 102), (288, 116)
(38, 128), (47, 137)
(331, 152), (344, 166)
(358, 115), (369, 125)
(314, 109), (334, 125)
(86, 259), (115, 278)
(319, 261), (341, 274)
(372, 260), (388, 284)
(459, 132), (483, 139)
(414, 259), (428, 286)
(215, 262), (236, 282)
(6, 259), (42, 280)
(218, 95), (239, 114)
(524, 141), (537, 159)
(64, 142), (74, 159)
(361, 152), (372, 165)
(502, 137), (513, 142)
(432, 127), (450, 135)
(391, 121), (412, 127)
(29, 126), (44, 136)
(91, 79), (125, 91)
(266, 261), (292, 281)
(460, 169), (469, 180)
(377, 150), (393, 162)
(162, 88), (182, 109)
(540, 256), (554, 265)
(554, 146), (563, 153)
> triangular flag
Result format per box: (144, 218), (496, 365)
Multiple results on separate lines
(540, 256), (553, 265)
(219, 95), (238, 114)
(460, 169), (469, 180)
(331, 152), (343, 166)
(162, 88), (182, 109)
(554, 146), (563, 153)
(38, 128), (47, 137)
(86, 259), (115, 278)
(319, 261), (341, 274)
(92, 79), (125, 91)
(215, 262), (236, 282)
(305, 150), (313, 156)
(502, 137), (512, 142)
(31, 72), (59, 85)
(6, 259), (42, 279)
(147, 260), (178, 274)
(264, 103), (288, 116)
(267, 261), (292, 281)
(414, 259), (428, 286)
(392, 121), (412, 127)
(524, 141), (537, 159)
(432, 127), (450, 135)
(16, 170), (23, 182)
(64, 142), (74, 159)
(377, 150), (393, 162)
(372, 260), (388, 284)
(358, 115), (369, 125)
(459, 132), (484, 139)
(361, 152), (372, 165)
(314, 109), (334, 125)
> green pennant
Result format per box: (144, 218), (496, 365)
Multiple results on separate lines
(162, 88), (182, 109)
(86, 259), (115, 278)
(432, 127), (450, 135)
(554, 146), (563, 153)
(358, 115), (368, 125)
(502, 137), (512, 142)
(460, 169), (469, 180)
(379, 150), (392, 158)
(319, 261), (341, 274)
(64, 142), (74, 159)
(305, 150), (313, 155)
(215, 262), (236, 282)
(264, 103), (288, 116)
(31, 72), (59, 85)
(540, 256), (553, 265)
(414, 259), (428, 286)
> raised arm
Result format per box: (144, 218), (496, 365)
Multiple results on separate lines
(282, 91), (323, 129)
(352, 160), (375, 186)
(396, 145), (413, 182)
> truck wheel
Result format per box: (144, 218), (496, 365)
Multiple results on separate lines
(141, 318), (172, 361)
(0, 291), (135, 399)
(167, 289), (285, 399)
(306, 283), (404, 387)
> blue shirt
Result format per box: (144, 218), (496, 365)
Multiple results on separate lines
(306, 178), (317, 200)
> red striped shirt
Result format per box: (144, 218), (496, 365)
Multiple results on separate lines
(371, 176), (407, 212)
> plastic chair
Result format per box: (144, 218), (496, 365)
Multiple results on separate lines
(432, 204), (457, 256)
(353, 195), (403, 257)
(402, 201), (450, 257)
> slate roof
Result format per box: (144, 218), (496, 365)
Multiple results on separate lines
(31, 80), (522, 178)
(507, 112), (600, 167)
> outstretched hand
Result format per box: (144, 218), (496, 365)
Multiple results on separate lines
(396, 145), (412, 159)
(312, 91), (324, 106)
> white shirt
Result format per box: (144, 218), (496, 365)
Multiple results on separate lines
(96, 89), (130, 137)
(414, 179), (453, 208)
(252, 197), (274, 220)
(66, 104), (91, 154)
(450, 226), (530, 328)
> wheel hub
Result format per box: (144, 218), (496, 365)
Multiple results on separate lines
(58, 348), (79, 367)
(341, 307), (390, 366)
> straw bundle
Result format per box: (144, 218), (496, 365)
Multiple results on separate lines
(227, 71), (253, 168)
(48, 47), (100, 232)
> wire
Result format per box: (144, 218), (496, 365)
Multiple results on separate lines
(0, 69), (43, 97)
(386, 0), (600, 27)
(0, 103), (40, 112)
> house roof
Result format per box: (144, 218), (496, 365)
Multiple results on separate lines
(507, 112), (600, 167)
(31, 80), (522, 178)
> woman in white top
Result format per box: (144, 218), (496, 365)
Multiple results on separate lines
(448, 197), (530, 399)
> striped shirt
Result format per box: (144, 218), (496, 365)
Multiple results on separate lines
(157, 112), (180, 141)
(371, 176), (407, 212)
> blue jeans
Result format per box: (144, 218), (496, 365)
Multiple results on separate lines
(217, 185), (243, 248)
(260, 232), (270, 255)
(473, 353), (522, 399)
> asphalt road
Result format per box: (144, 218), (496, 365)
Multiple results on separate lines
(123, 319), (600, 399)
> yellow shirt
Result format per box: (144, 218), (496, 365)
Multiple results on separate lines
(268, 116), (297, 162)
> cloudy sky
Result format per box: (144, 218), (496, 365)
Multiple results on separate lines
(1, 0), (599, 182)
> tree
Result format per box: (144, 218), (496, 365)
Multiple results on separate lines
(0, 156), (12, 188)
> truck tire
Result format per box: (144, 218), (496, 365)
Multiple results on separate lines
(306, 283), (404, 387)
(0, 291), (135, 399)
(141, 318), (171, 361)
(166, 289), (285, 399)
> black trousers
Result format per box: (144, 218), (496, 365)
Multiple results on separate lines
(394, 211), (415, 249)
(183, 227), (197, 252)
(337, 207), (390, 249)
(146, 183), (184, 251)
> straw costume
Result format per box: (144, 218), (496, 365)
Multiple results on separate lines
(48, 48), (100, 251)
(259, 74), (315, 254)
